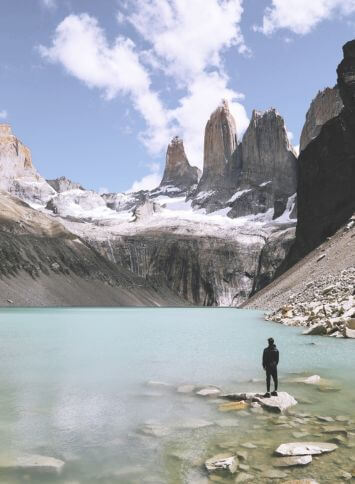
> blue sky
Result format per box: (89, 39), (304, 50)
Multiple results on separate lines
(1, 0), (354, 193)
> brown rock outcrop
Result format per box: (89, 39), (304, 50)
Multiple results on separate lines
(160, 136), (199, 190)
(0, 124), (55, 204)
(197, 100), (238, 191)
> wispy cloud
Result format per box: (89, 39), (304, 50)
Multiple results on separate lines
(0, 110), (8, 119)
(39, 1), (250, 170)
(255, 0), (355, 35)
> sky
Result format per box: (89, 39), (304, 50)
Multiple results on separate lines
(0, 1), (355, 193)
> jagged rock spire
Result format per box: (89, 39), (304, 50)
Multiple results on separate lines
(197, 99), (238, 191)
(240, 108), (297, 196)
(160, 136), (199, 190)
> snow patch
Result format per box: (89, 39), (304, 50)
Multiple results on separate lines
(227, 189), (251, 203)
(274, 193), (297, 223)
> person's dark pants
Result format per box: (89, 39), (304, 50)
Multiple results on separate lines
(266, 366), (278, 393)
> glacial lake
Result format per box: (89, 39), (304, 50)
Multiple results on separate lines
(0, 307), (354, 483)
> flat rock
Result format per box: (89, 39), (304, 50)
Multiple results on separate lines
(316, 415), (334, 422)
(220, 392), (296, 413)
(139, 422), (171, 437)
(273, 455), (312, 467)
(275, 442), (337, 456)
(216, 418), (240, 428)
(303, 375), (321, 384)
(205, 453), (238, 474)
(262, 469), (288, 479)
(175, 418), (214, 430)
(322, 426), (348, 435)
(0, 454), (65, 474)
(197, 387), (221, 397)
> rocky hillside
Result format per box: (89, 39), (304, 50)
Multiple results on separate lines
(0, 190), (185, 306)
(243, 215), (355, 337)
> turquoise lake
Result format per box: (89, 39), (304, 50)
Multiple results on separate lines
(0, 307), (354, 483)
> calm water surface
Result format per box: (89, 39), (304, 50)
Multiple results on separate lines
(0, 308), (354, 483)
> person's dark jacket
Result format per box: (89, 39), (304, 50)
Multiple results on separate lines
(263, 344), (279, 369)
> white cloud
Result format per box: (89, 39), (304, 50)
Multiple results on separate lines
(0, 110), (7, 119)
(127, 0), (249, 166)
(40, 2), (250, 171)
(294, 144), (300, 156)
(128, 0), (248, 81)
(126, 172), (161, 192)
(39, 14), (171, 155)
(256, 0), (355, 35)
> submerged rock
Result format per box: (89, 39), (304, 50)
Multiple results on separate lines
(0, 454), (65, 474)
(273, 455), (312, 467)
(235, 472), (254, 482)
(205, 453), (238, 474)
(283, 480), (319, 484)
(275, 442), (337, 456)
(196, 387), (221, 397)
(218, 401), (249, 412)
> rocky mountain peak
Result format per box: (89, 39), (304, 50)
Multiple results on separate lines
(300, 87), (343, 152)
(0, 123), (13, 137)
(0, 124), (55, 204)
(337, 39), (355, 113)
(160, 136), (199, 190)
(240, 108), (297, 193)
(47, 176), (84, 193)
(197, 99), (238, 191)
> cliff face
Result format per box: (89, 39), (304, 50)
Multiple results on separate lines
(0, 190), (184, 306)
(299, 87), (343, 152)
(0, 124), (55, 204)
(286, 40), (355, 265)
(160, 136), (199, 191)
(226, 109), (297, 219)
(240, 109), (297, 194)
(197, 100), (238, 192)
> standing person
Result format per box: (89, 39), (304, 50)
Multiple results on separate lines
(262, 337), (279, 398)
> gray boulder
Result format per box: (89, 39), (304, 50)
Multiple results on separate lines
(205, 453), (238, 474)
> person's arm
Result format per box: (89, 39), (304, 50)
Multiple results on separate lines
(275, 349), (279, 365)
(262, 349), (266, 369)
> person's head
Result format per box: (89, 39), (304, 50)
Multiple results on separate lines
(268, 337), (274, 346)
